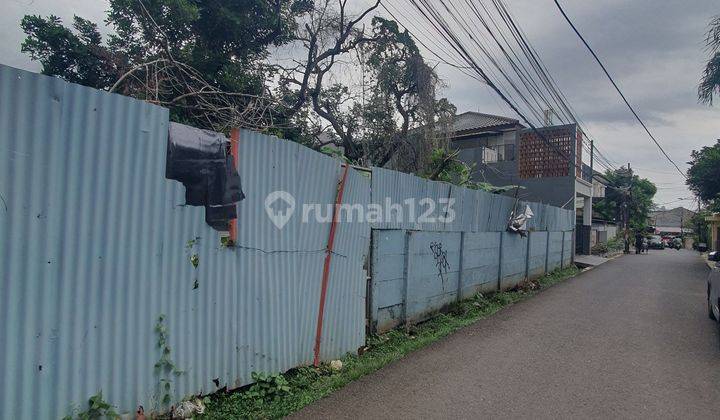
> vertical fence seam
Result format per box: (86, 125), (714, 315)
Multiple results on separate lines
(545, 231), (550, 275)
(525, 232), (531, 280)
(457, 232), (464, 301)
(312, 163), (350, 366)
(401, 230), (411, 327)
(497, 232), (504, 291)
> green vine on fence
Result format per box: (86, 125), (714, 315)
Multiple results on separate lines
(186, 237), (201, 289)
(155, 315), (184, 407)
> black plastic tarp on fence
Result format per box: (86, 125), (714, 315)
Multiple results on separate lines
(166, 122), (245, 231)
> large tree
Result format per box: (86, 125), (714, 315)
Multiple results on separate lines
(594, 167), (657, 230)
(275, 4), (455, 170)
(699, 15), (720, 104)
(21, 1), (312, 130)
(686, 140), (720, 209)
(20, 1), (458, 176)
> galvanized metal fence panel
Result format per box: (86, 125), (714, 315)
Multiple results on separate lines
(0, 65), (370, 418)
(499, 232), (528, 290)
(1, 64), (578, 417)
(459, 232), (501, 298)
(547, 231), (564, 271)
(405, 231), (462, 324)
(368, 167), (575, 331)
(370, 230), (407, 333)
(528, 231), (549, 279)
(0, 65), (172, 419)
(370, 168), (570, 233)
(562, 231), (573, 266)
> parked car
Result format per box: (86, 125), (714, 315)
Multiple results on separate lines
(649, 235), (665, 249)
(707, 252), (720, 342)
(698, 242), (709, 252)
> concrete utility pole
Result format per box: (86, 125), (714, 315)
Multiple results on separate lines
(697, 199), (703, 243)
(680, 210), (684, 240)
(622, 163), (632, 254)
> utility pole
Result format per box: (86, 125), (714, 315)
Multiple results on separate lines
(622, 163), (632, 254)
(623, 190), (630, 253)
(680, 210), (684, 241)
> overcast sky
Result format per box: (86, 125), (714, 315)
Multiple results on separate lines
(3, 0), (719, 208)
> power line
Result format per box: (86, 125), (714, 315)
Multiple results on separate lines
(492, 0), (619, 170)
(654, 197), (694, 206)
(406, 0), (579, 167)
(552, 0), (687, 179)
(392, 0), (627, 181)
(423, 1), (619, 172)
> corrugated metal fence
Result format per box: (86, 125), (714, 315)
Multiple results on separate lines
(0, 65), (370, 419)
(0, 65), (574, 418)
(368, 168), (574, 333)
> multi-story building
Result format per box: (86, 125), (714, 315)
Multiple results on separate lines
(451, 111), (599, 254)
(649, 207), (696, 236)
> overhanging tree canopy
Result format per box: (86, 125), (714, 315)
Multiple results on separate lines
(686, 140), (720, 210)
(594, 168), (657, 230)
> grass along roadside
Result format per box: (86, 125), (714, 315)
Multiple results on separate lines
(200, 265), (581, 419)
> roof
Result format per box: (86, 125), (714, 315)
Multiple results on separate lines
(649, 207), (697, 228)
(592, 171), (611, 185)
(654, 227), (694, 234)
(452, 111), (521, 134)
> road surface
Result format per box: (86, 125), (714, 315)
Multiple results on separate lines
(293, 250), (720, 419)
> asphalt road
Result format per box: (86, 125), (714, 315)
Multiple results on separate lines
(293, 250), (720, 419)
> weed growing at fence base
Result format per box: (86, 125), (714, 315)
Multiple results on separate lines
(591, 236), (624, 255)
(200, 266), (580, 419)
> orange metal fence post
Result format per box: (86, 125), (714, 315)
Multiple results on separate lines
(313, 163), (350, 366)
(228, 128), (240, 244)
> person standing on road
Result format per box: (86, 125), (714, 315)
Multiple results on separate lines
(635, 231), (643, 254)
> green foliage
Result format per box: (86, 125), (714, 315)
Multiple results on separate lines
(244, 372), (292, 402)
(593, 167), (657, 230)
(690, 210), (714, 244)
(200, 266), (580, 419)
(220, 235), (234, 248)
(591, 242), (608, 255)
(21, 15), (120, 88)
(318, 146), (349, 162)
(699, 15), (720, 104)
(190, 254), (200, 269)
(355, 17), (456, 169)
(423, 149), (474, 186)
(686, 140), (720, 207)
(186, 237), (199, 249)
(20, 2), (456, 173)
(63, 391), (118, 420)
(365, 17), (421, 96)
(591, 235), (624, 255)
(187, 237), (200, 288)
(20, 1), (312, 128)
(155, 315), (184, 407)
(422, 149), (515, 193)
